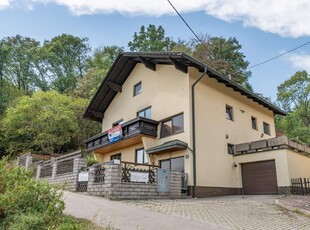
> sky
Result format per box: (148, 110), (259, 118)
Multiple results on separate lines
(1, 0), (310, 101)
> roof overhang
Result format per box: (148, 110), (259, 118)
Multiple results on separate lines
(146, 139), (188, 155)
(84, 52), (286, 122)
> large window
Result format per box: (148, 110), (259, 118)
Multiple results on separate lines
(263, 122), (270, 135)
(135, 148), (148, 164)
(251, 116), (257, 130)
(160, 113), (184, 138)
(137, 107), (151, 119)
(226, 105), (234, 121)
(133, 82), (142, 96)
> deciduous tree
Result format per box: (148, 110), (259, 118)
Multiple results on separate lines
(73, 46), (124, 99)
(2, 91), (100, 155)
(173, 35), (252, 90)
(42, 34), (90, 93)
(276, 71), (310, 143)
(128, 24), (175, 52)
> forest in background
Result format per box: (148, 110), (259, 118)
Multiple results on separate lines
(0, 24), (308, 157)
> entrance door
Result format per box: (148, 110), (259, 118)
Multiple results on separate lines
(160, 157), (186, 191)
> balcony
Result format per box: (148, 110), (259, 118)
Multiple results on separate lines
(84, 117), (159, 154)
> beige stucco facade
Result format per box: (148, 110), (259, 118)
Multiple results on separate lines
(91, 60), (310, 195)
(95, 64), (193, 183)
(189, 67), (276, 188)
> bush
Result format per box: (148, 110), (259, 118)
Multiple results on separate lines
(0, 158), (64, 217)
(0, 158), (92, 229)
(86, 153), (98, 166)
(0, 158), (102, 229)
(4, 212), (45, 230)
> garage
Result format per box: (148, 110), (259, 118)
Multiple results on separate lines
(241, 160), (278, 195)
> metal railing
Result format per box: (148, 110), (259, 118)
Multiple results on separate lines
(40, 162), (53, 178)
(291, 178), (310, 195)
(56, 159), (74, 175)
(93, 164), (105, 183)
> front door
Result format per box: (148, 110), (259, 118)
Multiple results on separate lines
(160, 156), (186, 191)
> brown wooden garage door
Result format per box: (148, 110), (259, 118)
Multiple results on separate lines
(241, 160), (278, 195)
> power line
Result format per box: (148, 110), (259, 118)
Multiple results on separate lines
(248, 41), (310, 69)
(167, 0), (210, 54)
(167, 0), (310, 71)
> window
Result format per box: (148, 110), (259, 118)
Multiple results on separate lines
(137, 107), (151, 119)
(112, 119), (123, 127)
(251, 116), (257, 130)
(133, 82), (142, 96)
(160, 113), (184, 138)
(135, 148), (148, 164)
(226, 105), (233, 121)
(110, 153), (121, 160)
(263, 122), (270, 135)
(227, 144), (235, 155)
(160, 157), (184, 172)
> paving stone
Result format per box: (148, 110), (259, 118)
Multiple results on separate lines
(124, 196), (310, 230)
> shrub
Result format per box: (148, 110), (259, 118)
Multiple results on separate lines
(5, 212), (45, 230)
(86, 153), (98, 166)
(0, 158), (64, 229)
(0, 158), (101, 229)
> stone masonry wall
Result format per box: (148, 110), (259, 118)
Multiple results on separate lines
(87, 166), (106, 196)
(87, 162), (182, 200)
(19, 154), (181, 199)
(36, 155), (87, 192)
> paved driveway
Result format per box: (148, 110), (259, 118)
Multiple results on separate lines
(63, 192), (310, 230)
(124, 195), (310, 230)
(62, 191), (222, 230)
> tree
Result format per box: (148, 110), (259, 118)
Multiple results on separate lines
(1, 35), (40, 95)
(276, 71), (310, 143)
(2, 91), (79, 155)
(128, 24), (175, 52)
(73, 46), (124, 99)
(2, 91), (100, 156)
(173, 35), (252, 90)
(42, 34), (90, 93)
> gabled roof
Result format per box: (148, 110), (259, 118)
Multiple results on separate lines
(84, 52), (286, 121)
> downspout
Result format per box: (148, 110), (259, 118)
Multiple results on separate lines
(191, 67), (207, 198)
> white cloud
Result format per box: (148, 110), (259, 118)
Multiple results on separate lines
(5, 0), (310, 38)
(0, 0), (10, 9)
(287, 53), (310, 72)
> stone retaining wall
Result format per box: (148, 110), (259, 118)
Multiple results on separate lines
(18, 154), (182, 199)
(87, 162), (182, 200)
(18, 151), (87, 192)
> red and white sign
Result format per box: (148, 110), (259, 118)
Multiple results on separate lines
(108, 125), (123, 143)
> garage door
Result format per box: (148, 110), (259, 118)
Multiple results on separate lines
(241, 160), (278, 195)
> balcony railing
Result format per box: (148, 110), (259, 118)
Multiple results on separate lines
(84, 117), (159, 152)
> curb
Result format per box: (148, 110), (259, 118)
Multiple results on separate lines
(275, 199), (310, 217)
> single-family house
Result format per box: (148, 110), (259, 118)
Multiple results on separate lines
(83, 52), (310, 197)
